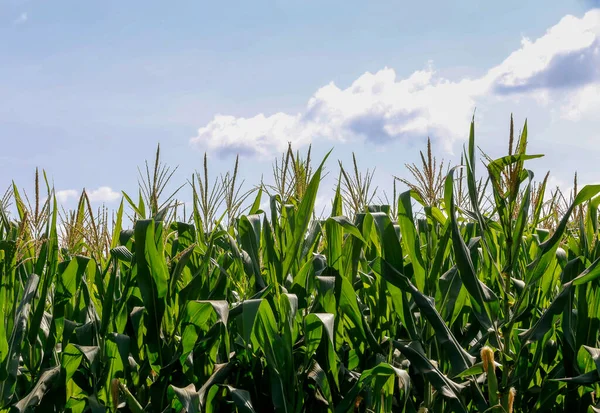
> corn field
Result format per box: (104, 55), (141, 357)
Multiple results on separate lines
(2, 119), (600, 412)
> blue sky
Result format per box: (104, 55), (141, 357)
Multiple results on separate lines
(2, 0), (600, 210)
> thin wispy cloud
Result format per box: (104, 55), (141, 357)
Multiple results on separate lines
(190, 9), (600, 158)
(13, 12), (28, 25)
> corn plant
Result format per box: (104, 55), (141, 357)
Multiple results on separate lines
(2, 118), (600, 413)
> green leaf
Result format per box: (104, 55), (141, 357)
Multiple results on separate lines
(394, 341), (468, 411)
(169, 384), (200, 413)
(445, 167), (497, 330)
(520, 256), (600, 343)
(371, 258), (475, 375)
(198, 362), (235, 408)
(11, 366), (60, 412)
(0, 273), (39, 407)
(239, 215), (266, 289)
(252, 300), (291, 413)
(305, 313), (339, 388)
(398, 191), (426, 291)
(223, 385), (257, 413)
(282, 151), (331, 281)
(133, 219), (166, 372)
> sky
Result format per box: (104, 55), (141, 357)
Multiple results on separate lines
(2, 0), (600, 212)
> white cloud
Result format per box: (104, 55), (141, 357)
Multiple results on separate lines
(54, 187), (121, 204)
(192, 113), (306, 159)
(56, 189), (79, 203)
(303, 68), (482, 151)
(13, 13), (28, 25)
(190, 9), (600, 158)
(487, 11), (600, 95)
(560, 84), (600, 121)
(191, 68), (482, 157)
(87, 186), (120, 203)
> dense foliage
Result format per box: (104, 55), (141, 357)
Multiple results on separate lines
(2, 120), (600, 412)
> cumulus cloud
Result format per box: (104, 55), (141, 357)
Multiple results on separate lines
(190, 9), (600, 158)
(193, 113), (307, 158)
(191, 68), (482, 157)
(87, 186), (121, 203)
(489, 11), (600, 94)
(303, 68), (482, 151)
(56, 189), (79, 203)
(54, 187), (121, 204)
